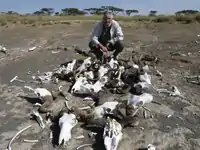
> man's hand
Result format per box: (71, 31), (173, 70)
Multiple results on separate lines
(101, 46), (108, 52)
(106, 41), (113, 50)
(98, 43), (108, 52)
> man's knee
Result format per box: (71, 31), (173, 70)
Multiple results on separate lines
(89, 41), (94, 49)
(115, 41), (124, 51)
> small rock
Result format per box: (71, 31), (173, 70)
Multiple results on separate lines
(6, 101), (11, 105)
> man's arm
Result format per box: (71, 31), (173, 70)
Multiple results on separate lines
(91, 23), (106, 50)
(109, 22), (124, 45)
(91, 23), (101, 45)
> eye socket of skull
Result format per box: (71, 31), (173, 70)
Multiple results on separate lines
(94, 64), (99, 68)
(37, 93), (40, 97)
(100, 77), (105, 82)
(86, 63), (91, 67)
(106, 108), (111, 112)
(113, 63), (118, 69)
(110, 131), (113, 138)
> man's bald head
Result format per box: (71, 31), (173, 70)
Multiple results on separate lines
(102, 11), (114, 27)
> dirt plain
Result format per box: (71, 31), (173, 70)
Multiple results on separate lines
(0, 21), (200, 150)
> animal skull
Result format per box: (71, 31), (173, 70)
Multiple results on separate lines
(94, 101), (119, 119)
(109, 58), (119, 69)
(71, 77), (92, 94)
(103, 117), (123, 150)
(98, 65), (110, 78)
(139, 72), (151, 85)
(92, 76), (109, 93)
(128, 93), (153, 106)
(58, 113), (77, 146)
(24, 86), (52, 102)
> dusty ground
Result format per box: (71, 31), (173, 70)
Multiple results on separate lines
(0, 22), (200, 150)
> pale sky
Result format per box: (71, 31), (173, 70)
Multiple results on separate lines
(0, 0), (200, 15)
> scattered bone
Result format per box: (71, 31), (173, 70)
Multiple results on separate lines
(167, 114), (172, 118)
(88, 132), (97, 138)
(28, 46), (37, 52)
(0, 45), (7, 54)
(31, 110), (45, 129)
(94, 101), (119, 119)
(27, 71), (32, 75)
(49, 132), (53, 139)
(142, 106), (151, 112)
(6, 125), (32, 150)
(155, 69), (162, 77)
(185, 75), (200, 85)
(10, 76), (25, 83)
(76, 57), (92, 76)
(156, 86), (185, 98)
(79, 106), (92, 110)
(24, 86), (52, 102)
(139, 127), (145, 130)
(77, 144), (92, 150)
(37, 72), (54, 83)
(139, 71), (151, 85)
(177, 116), (184, 121)
(74, 135), (84, 139)
(23, 139), (39, 143)
(51, 50), (60, 54)
(65, 100), (72, 111)
(143, 110), (147, 118)
(128, 93), (153, 106)
(147, 144), (156, 150)
(34, 103), (42, 107)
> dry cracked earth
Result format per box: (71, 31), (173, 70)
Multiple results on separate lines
(0, 22), (200, 150)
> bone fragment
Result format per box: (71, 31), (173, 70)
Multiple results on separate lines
(147, 144), (156, 150)
(10, 76), (25, 83)
(32, 110), (45, 129)
(74, 135), (85, 139)
(156, 69), (162, 76)
(65, 101), (72, 111)
(24, 86), (35, 92)
(23, 139), (39, 143)
(34, 103), (42, 107)
(77, 144), (92, 150)
(142, 106), (151, 112)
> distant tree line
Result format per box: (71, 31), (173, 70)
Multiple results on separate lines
(1, 6), (199, 17)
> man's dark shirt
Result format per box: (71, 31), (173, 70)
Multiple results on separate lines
(98, 25), (112, 46)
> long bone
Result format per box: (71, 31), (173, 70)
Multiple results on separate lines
(31, 110), (45, 129)
(156, 85), (185, 98)
(10, 76), (25, 83)
(6, 125), (32, 150)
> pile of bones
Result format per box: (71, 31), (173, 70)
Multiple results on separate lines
(8, 50), (184, 150)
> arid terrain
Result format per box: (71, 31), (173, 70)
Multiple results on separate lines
(0, 21), (200, 150)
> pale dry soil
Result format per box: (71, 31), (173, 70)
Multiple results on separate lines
(0, 22), (200, 150)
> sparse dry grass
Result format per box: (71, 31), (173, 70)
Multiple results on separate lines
(0, 13), (200, 27)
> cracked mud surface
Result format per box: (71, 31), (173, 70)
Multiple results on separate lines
(0, 22), (200, 150)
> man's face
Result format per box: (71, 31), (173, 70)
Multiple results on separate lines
(102, 14), (112, 27)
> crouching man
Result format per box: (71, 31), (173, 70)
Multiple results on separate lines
(89, 11), (124, 60)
